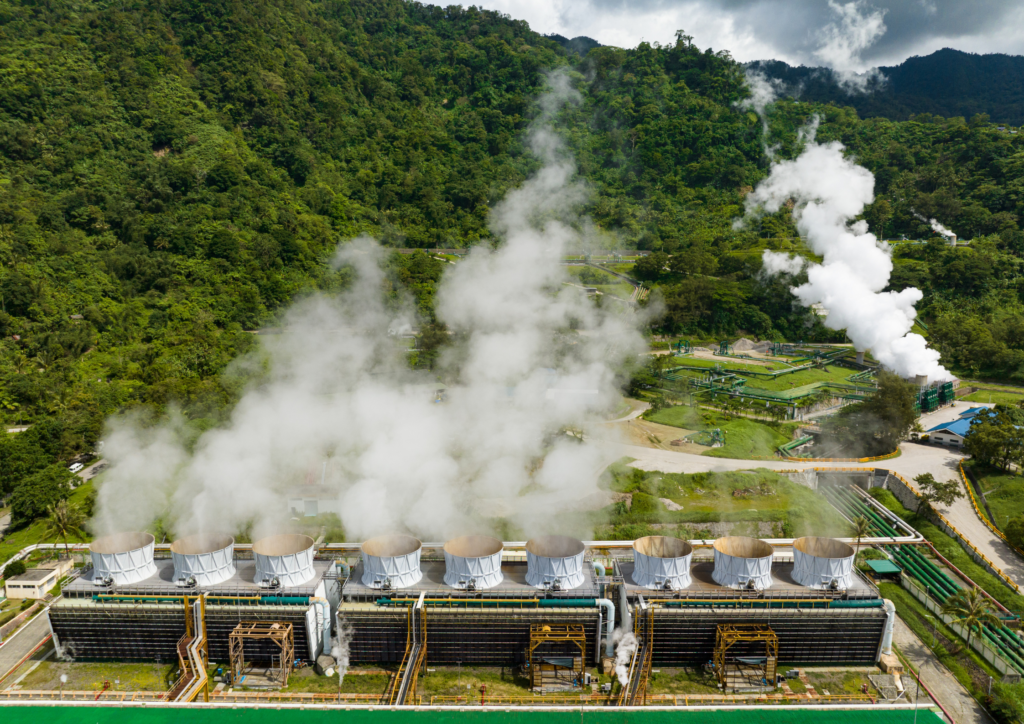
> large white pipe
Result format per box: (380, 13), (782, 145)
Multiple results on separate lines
(880, 599), (896, 657)
(597, 598), (615, 659)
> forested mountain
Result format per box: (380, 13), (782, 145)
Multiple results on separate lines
(750, 48), (1024, 126)
(2, 0), (1024, 522)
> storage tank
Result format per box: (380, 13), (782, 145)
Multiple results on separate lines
(443, 535), (503, 590)
(712, 536), (773, 590)
(632, 536), (693, 590)
(253, 534), (316, 588)
(361, 535), (423, 590)
(792, 536), (855, 590)
(526, 535), (585, 590)
(90, 532), (158, 586)
(170, 533), (236, 587)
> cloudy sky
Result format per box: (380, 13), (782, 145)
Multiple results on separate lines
(469, 0), (1024, 68)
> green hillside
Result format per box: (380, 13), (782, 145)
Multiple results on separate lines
(2, 0), (1024, 527)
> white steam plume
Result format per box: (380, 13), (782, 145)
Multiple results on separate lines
(738, 118), (950, 382)
(911, 210), (955, 239)
(761, 251), (804, 277)
(612, 629), (637, 686)
(93, 71), (650, 542)
(737, 69), (784, 157)
(814, 0), (887, 92)
(331, 616), (354, 683)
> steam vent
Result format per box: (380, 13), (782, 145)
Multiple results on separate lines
(253, 533), (316, 588)
(170, 533), (235, 587)
(90, 532), (158, 586)
(443, 535), (503, 590)
(631, 536), (693, 590)
(712, 536), (774, 590)
(360, 534), (423, 589)
(792, 536), (856, 590)
(525, 535), (585, 590)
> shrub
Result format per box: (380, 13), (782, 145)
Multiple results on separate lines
(3, 560), (27, 579)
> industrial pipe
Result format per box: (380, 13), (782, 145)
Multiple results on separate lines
(597, 598), (614, 658)
(593, 561), (605, 577)
(311, 597), (332, 656)
(880, 599), (895, 657)
(619, 583), (631, 635)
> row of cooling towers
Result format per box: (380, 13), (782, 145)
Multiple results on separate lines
(365, 534), (857, 592)
(89, 531), (318, 588)
(86, 532), (857, 592)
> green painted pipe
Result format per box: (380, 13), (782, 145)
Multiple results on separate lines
(828, 599), (885, 608)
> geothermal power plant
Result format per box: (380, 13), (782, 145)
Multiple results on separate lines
(48, 510), (901, 701)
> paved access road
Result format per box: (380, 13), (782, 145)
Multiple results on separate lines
(0, 611), (50, 684)
(893, 616), (994, 724)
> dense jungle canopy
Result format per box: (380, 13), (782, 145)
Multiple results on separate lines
(2, 0), (1024, 508)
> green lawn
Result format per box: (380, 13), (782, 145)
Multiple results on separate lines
(965, 462), (1024, 530)
(643, 405), (797, 459)
(283, 669), (391, 695)
(962, 389), (1024, 405)
(705, 417), (796, 459)
(0, 481), (94, 565)
(17, 659), (175, 691)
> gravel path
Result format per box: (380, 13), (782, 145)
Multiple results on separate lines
(893, 616), (993, 724)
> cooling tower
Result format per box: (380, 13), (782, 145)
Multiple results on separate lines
(443, 535), (503, 590)
(361, 535), (423, 589)
(253, 534), (316, 588)
(525, 535), (585, 590)
(632, 536), (693, 590)
(170, 533), (236, 587)
(90, 532), (158, 586)
(792, 536), (855, 590)
(712, 536), (773, 590)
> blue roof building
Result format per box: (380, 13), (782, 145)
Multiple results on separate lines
(927, 409), (989, 447)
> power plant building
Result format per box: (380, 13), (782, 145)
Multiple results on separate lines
(49, 531), (890, 676)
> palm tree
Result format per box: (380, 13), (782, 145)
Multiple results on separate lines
(43, 500), (86, 558)
(942, 588), (1003, 652)
(851, 515), (873, 558)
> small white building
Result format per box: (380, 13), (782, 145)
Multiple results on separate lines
(4, 559), (72, 600)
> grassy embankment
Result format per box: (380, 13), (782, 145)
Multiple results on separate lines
(0, 481), (95, 565)
(644, 404), (799, 459)
(964, 462), (1024, 531)
(869, 487), (1024, 616)
(962, 389), (1024, 405)
(594, 463), (850, 540)
(867, 487), (1024, 717)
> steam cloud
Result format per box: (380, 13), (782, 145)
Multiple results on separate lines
(331, 616), (354, 683)
(739, 119), (950, 382)
(736, 70), (784, 158)
(93, 71), (648, 543)
(911, 210), (955, 239)
(814, 0), (887, 92)
(612, 629), (638, 686)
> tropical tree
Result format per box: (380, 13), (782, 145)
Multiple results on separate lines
(43, 499), (86, 557)
(941, 588), (1003, 652)
(914, 473), (964, 515)
(851, 515), (873, 557)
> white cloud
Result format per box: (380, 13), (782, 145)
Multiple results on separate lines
(467, 0), (1024, 67)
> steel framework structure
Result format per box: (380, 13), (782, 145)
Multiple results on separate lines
(713, 624), (778, 691)
(228, 621), (295, 688)
(528, 624), (586, 690)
